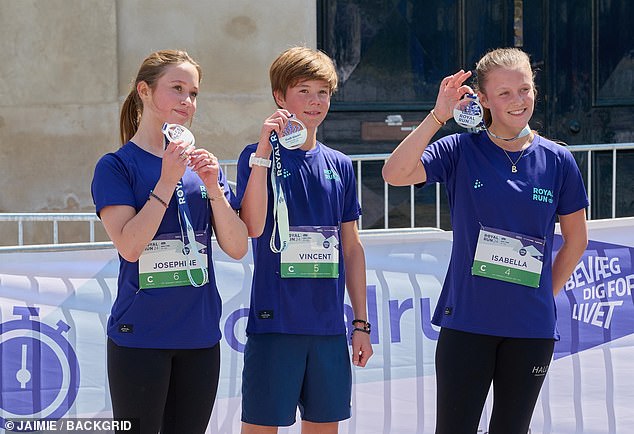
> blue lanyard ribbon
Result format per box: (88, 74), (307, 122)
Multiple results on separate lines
(175, 179), (209, 287)
(269, 131), (290, 253)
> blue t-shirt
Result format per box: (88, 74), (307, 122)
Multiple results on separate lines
(236, 142), (361, 335)
(422, 132), (588, 339)
(91, 141), (233, 349)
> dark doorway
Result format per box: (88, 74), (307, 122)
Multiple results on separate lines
(317, 0), (634, 228)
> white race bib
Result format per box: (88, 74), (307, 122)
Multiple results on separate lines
(280, 226), (339, 278)
(471, 226), (545, 288)
(138, 230), (209, 289)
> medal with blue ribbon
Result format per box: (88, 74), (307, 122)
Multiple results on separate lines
(268, 115), (307, 253)
(453, 94), (485, 129)
(269, 129), (291, 253)
(162, 122), (196, 148)
(453, 95), (531, 140)
(161, 123), (209, 287)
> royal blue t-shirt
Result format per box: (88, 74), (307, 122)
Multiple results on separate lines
(236, 142), (361, 335)
(422, 132), (588, 339)
(92, 141), (233, 349)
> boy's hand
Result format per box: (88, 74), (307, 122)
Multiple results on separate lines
(256, 109), (293, 156)
(351, 331), (373, 367)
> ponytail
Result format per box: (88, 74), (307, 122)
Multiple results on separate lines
(119, 89), (141, 145)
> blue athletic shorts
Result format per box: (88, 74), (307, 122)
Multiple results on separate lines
(241, 333), (352, 426)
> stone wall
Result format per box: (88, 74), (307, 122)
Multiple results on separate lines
(0, 0), (316, 243)
(0, 0), (316, 213)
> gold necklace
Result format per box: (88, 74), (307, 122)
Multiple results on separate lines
(502, 148), (526, 173)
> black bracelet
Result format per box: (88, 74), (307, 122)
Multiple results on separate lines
(352, 319), (371, 332)
(148, 191), (168, 209)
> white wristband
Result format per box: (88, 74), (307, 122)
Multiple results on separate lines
(249, 152), (271, 168)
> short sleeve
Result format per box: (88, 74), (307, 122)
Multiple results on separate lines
(235, 144), (258, 207)
(340, 156), (362, 223)
(556, 149), (589, 215)
(91, 153), (136, 217)
(420, 134), (461, 185)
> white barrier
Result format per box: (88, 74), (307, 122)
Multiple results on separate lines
(1, 219), (633, 433)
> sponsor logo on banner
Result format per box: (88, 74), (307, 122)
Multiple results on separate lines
(554, 236), (634, 359)
(0, 306), (80, 426)
(2, 224), (634, 432)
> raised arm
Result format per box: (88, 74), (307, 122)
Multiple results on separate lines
(240, 109), (291, 237)
(188, 148), (248, 260)
(382, 70), (473, 186)
(100, 141), (191, 262)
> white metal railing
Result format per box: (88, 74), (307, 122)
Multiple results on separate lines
(0, 212), (100, 246)
(365, 141), (634, 227)
(1, 142), (632, 246)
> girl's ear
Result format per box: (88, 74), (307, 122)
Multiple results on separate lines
(478, 91), (489, 109)
(273, 89), (286, 108)
(137, 81), (150, 100)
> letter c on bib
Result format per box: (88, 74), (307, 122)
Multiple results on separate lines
(147, 276), (154, 283)
(480, 264), (487, 272)
(288, 265), (294, 273)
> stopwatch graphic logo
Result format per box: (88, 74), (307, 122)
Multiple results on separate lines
(0, 306), (80, 426)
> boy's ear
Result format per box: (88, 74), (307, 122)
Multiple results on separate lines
(273, 89), (286, 108)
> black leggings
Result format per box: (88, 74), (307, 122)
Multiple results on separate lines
(107, 339), (220, 434)
(435, 328), (554, 434)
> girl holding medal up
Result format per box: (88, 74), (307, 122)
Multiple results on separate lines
(383, 48), (588, 433)
(91, 50), (247, 434)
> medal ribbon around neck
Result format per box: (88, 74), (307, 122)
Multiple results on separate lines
(162, 123), (209, 287)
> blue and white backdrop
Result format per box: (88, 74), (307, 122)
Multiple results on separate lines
(1, 218), (633, 434)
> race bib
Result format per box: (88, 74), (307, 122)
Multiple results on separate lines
(281, 226), (339, 278)
(138, 230), (209, 289)
(471, 226), (545, 288)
